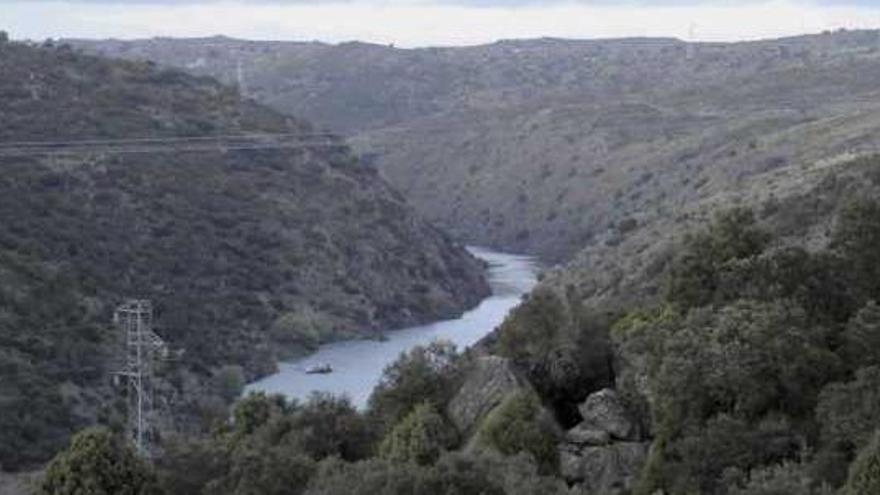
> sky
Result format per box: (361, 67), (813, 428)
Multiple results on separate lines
(3, 0), (880, 47)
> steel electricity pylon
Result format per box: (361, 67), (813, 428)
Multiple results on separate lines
(113, 299), (167, 458)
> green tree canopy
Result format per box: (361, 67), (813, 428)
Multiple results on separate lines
(475, 391), (558, 475)
(38, 427), (157, 495)
(379, 402), (458, 466)
(368, 341), (462, 433)
(844, 430), (880, 495)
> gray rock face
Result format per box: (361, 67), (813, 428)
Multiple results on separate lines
(447, 356), (530, 434)
(578, 388), (637, 440)
(559, 441), (649, 492)
(560, 388), (649, 492)
(566, 424), (612, 446)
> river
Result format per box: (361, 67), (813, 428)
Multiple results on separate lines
(245, 247), (539, 408)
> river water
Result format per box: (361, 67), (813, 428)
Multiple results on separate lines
(245, 247), (539, 408)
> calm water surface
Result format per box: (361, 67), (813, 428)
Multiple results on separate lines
(245, 247), (539, 408)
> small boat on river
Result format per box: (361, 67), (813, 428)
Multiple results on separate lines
(305, 363), (333, 374)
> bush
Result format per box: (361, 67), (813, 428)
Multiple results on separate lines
(843, 302), (880, 369)
(368, 341), (463, 433)
(816, 366), (880, 454)
(212, 365), (246, 403)
(728, 461), (829, 495)
(496, 289), (614, 426)
(664, 207), (770, 310)
(833, 198), (880, 301)
(232, 392), (288, 436)
(475, 391), (558, 475)
(38, 427), (158, 495)
(843, 431), (880, 495)
(291, 393), (374, 462)
(207, 440), (314, 495)
(496, 288), (566, 361)
(379, 402), (457, 466)
(305, 451), (570, 495)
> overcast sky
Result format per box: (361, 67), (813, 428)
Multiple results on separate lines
(3, 0), (880, 47)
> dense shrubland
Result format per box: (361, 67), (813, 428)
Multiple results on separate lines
(37, 156), (880, 494)
(34, 156), (880, 494)
(39, 342), (568, 494)
(613, 185), (880, 492)
(0, 39), (487, 472)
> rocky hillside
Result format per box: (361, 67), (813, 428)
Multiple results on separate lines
(71, 30), (880, 260)
(0, 38), (488, 470)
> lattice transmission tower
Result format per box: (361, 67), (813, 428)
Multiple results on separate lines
(113, 299), (168, 458)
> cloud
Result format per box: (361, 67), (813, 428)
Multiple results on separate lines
(3, 0), (880, 46)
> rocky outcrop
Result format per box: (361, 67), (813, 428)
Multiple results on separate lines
(559, 388), (649, 493)
(559, 442), (649, 493)
(578, 388), (639, 441)
(447, 356), (532, 434)
(565, 423), (612, 446)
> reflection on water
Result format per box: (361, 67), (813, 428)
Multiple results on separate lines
(245, 247), (539, 408)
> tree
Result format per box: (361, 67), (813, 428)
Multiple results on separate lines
(665, 207), (770, 309)
(232, 392), (287, 436)
(496, 287), (567, 361)
(844, 302), (880, 369)
(368, 341), (462, 432)
(728, 461), (826, 495)
(207, 440), (314, 495)
(380, 402), (458, 465)
(475, 391), (559, 475)
(213, 365), (246, 404)
(292, 393), (374, 461)
(843, 430), (880, 495)
(38, 427), (157, 495)
(833, 198), (880, 301)
(817, 366), (880, 453)
(156, 437), (228, 495)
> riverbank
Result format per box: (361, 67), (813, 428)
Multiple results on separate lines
(246, 247), (539, 407)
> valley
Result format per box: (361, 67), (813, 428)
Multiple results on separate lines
(3, 21), (880, 495)
(72, 30), (880, 262)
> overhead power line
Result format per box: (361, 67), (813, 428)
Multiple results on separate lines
(0, 132), (347, 157)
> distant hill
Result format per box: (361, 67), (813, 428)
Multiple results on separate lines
(0, 38), (488, 469)
(70, 30), (880, 262)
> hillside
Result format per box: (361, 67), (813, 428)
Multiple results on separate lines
(0, 38), (488, 470)
(33, 154), (880, 495)
(71, 30), (880, 260)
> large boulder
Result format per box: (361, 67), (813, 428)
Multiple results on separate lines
(565, 424), (611, 446)
(559, 441), (650, 492)
(447, 356), (531, 434)
(578, 388), (638, 440)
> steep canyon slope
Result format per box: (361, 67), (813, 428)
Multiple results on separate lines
(0, 38), (487, 469)
(71, 30), (880, 261)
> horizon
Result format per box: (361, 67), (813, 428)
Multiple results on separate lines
(48, 26), (880, 49)
(4, 0), (880, 48)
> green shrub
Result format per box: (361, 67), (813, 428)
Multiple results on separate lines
(305, 451), (570, 495)
(664, 207), (770, 310)
(843, 431), (880, 495)
(844, 302), (880, 369)
(38, 427), (158, 495)
(368, 341), (463, 433)
(475, 391), (558, 475)
(496, 288), (566, 361)
(291, 393), (374, 462)
(833, 198), (880, 301)
(232, 392), (288, 436)
(728, 461), (829, 495)
(817, 366), (880, 454)
(379, 402), (457, 466)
